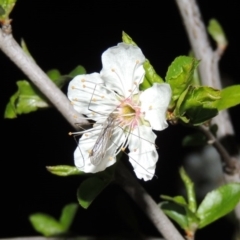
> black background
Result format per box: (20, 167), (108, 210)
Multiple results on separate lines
(1, 0), (240, 239)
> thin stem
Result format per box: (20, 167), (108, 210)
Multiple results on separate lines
(199, 125), (237, 174)
(115, 162), (185, 240)
(0, 28), (184, 239)
(175, 0), (234, 138)
(0, 29), (87, 128)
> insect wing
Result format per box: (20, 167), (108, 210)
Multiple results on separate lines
(89, 116), (116, 166)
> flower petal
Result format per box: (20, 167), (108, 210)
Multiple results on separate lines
(74, 123), (126, 173)
(68, 73), (119, 120)
(101, 43), (145, 97)
(140, 83), (172, 131)
(128, 126), (158, 181)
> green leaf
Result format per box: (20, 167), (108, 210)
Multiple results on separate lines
(4, 80), (49, 118)
(0, 0), (15, 20)
(77, 176), (112, 209)
(166, 56), (199, 108)
(122, 31), (137, 46)
(179, 167), (197, 213)
(197, 183), (240, 228)
(160, 201), (189, 230)
(46, 165), (83, 176)
(59, 203), (78, 231)
(21, 39), (35, 61)
(207, 19), (228, 50)
(143, 59), (164, 85)
(182, 132), (207, 146)
(214, 85), (240, 111)
(175, 85), (220, 125)
(68, 65), (86, 78)
(161, 195), (188, 206)
(29, 213), (65, 237)
(122, 31), (163, 90)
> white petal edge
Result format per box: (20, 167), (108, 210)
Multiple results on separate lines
(140, 83), (172, 131)
(128, 126), (158, 181)
(68, 73), (119, 119)
(74, 125), (116, 173)
(100, 43), (145, 97)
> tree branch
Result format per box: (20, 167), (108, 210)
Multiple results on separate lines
(175, 0), (234, 138)
(0, 29), (87, 128)
(115, 162), (185, 240)
(175, 0), (240, 226)
(0, 28), (184, 240)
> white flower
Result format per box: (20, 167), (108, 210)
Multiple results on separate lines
(68, 43), (171, 181)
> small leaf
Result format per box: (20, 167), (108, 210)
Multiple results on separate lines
(29, 213), (65, 237)
(182, 132), (207, 146)
(68, 65), (87, 78)
(0, 0), (16, 21)
(175, 85), (220, 125)
(166, 56), (199, 108)
(179, 167), (197, 213)
(122, 31), (163, 90)
(59, 203), (78, 231)
(4, 80), (49, 118)
(160, 202), (189, 230)
(46, 165), (82, 176)
(161, 195), (188, 206)
(197, 183), (240, 228)
(214, 85), (240, 111)
(143, 59), (164, 85)
(21, 39), (35, 61)
(207, 19), (228, 50)
(77, 176), (112, 209)
(122, 31), (137, 46)
(47, 69), (61, 81)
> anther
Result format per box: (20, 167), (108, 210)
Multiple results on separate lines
(81, 79), (85, 82)
(68, 132), (73, 136)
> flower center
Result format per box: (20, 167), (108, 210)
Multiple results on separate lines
(117, 97), (141, 129)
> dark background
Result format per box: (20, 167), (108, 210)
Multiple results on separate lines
(1, 0), (240, 239)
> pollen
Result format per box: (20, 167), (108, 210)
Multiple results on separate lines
(149, 105), (153, 110)
(136, 60), (139, 64)
(111, 68), (115, 72)
(82, 84), (86, 88)
(81, 79), (85, 82)
(108, 156), (113, 161)
(71, 86), (75, 89)
(73, 115), (78, 119)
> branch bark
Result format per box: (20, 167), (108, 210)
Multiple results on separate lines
(0, 28), (184, 240)
(116, 162), (185, 240)
(175, 0), (234, 138)
(175, 0), (240, 227)
(0, 30), (87, 128)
